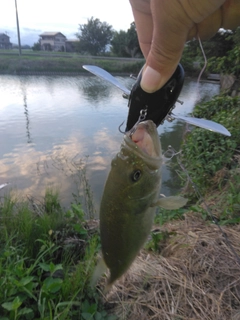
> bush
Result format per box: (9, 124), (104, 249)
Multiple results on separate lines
(180, 95), (240, 194)
(0, 190), (115, 319)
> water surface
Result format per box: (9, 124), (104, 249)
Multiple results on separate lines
(0, 74), (219, 214)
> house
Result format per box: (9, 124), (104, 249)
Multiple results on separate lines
(65, 39), (79, 52)
(39, 32), (66, 51)
(0, 33), (12, 49)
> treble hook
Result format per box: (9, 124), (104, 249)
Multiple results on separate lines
(118, 121), (126, 134)
(163, 145), (181, 160)
(118, 108), (148, 137)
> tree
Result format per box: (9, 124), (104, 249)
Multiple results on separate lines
(125, 22), (142, 57)
(181, 29), (237, 73)
(111, 30), (130, 57)
(76, 17), (113, 55)
(202, 29), (235, 58)
(111, 22), (142, 58)
(32, 39), (41, 51)
(207, 30), (240, 77)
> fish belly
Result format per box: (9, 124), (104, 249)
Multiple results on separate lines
(100, 201), (156, 285)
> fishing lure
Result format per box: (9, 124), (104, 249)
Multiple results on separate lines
(125, 64), (184, 131)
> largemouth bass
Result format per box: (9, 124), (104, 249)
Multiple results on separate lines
(93, 120), (187, 290)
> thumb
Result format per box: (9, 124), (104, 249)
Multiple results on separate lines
(140, 0), (226, 92)
(141, 0), (192, 92)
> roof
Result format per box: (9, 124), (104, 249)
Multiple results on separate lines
(39, 32), (66, 38)
(0, 33), (10, 38)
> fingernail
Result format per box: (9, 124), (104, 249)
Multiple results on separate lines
(140, 66), (162, 93)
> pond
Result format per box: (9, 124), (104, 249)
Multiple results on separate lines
(0, 73), (219, 215)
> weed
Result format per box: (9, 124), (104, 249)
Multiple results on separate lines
(145, 231), (172, 253)
(145, 207), (188, 253)
(50, 154), (96, 219)
(179, 95), (240, 198)
(0, 189), (113, 320)
(155, 207), (188, 226)
(214, 174), (240, 225)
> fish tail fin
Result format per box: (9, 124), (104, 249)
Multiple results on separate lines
(90, 257), (108, 288)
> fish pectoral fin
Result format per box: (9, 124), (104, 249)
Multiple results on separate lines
(153, 196), (188, 210)
(91, 257), (108, 288)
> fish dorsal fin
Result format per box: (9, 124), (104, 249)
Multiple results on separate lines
(152, 196), (188, 210)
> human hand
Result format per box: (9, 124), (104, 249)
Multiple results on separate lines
(130, 0), (240, 92)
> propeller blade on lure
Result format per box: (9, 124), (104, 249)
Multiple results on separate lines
(83, 64), (231, 137)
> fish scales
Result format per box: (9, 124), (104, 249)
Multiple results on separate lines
(96, 120), (187, 290)
(100, 120), (162, 285)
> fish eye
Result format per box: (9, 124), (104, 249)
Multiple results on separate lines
(131, 170), (141, 182)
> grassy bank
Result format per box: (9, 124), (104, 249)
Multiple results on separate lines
(1, 93), (240, 319)
(103, 93), (240, 319)
(0, 52), (144, 75)
(0, 189), (116, 320)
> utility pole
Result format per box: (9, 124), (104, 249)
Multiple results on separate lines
(15, 0), (22, 56)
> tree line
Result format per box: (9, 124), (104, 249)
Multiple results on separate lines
(75, 17), (142, 57)
(76, 18), (239, 76)
(181, 27), (240, 77)
(32, 17), (142, 58)
(32, 16), (240, 78)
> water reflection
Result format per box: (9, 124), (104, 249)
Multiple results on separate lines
(81, 77), (112, 102)
(20, 82), (32, 144)
(0, 74), (220, 213)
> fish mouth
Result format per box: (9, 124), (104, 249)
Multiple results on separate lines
(127, 121), (159, 157)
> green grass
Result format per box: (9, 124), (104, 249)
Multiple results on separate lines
(145, 94), (240, 253)
(156, 95), (240, 224)
(0, 52), (144, 75)
(179, 95), (240, 196)
(0, 189), (116, 320)
(178, 95), (240, 225)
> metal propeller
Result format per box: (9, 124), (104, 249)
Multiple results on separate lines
(83, 65), (231, 137)
(83, 65), (130, 96)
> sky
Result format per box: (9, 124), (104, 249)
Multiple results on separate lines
(0, 0), (134, 46)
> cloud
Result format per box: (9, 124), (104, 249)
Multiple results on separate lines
(0, 130), (117, 210)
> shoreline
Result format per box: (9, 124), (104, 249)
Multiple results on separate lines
(0, 52), (145, 76)
(0, 70), (133, 76)
(0, 52), (202, 77)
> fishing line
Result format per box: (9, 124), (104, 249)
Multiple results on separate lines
(166, 145), (240, 266)
(188, 35), (208, 119)
(197, 35), (208, 84)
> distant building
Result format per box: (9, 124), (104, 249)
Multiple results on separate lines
(65, 39), (79, 52)
(39, 32), (66, 51)
(0, 33), (12, 49)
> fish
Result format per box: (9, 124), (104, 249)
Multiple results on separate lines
(92, 120), (187, 291)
